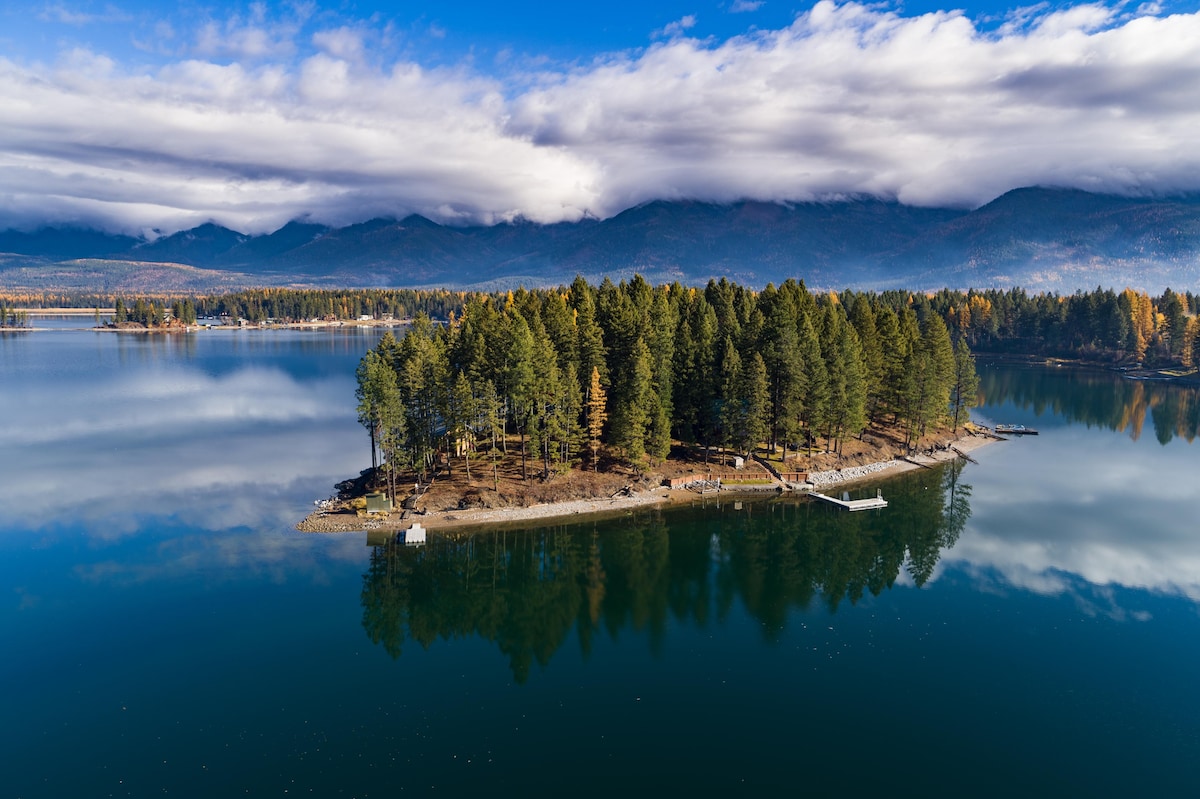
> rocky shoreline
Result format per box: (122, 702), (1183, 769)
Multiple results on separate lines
(297, 431), (999, 535)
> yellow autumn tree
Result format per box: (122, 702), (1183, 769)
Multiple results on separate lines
(586, 366), (607, 472)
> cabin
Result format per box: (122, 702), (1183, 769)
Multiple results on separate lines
(365, 492), (393, 513)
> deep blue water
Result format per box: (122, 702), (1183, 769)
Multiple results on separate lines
(3, 328), (1200, 796)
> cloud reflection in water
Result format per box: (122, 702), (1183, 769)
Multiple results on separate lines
(945, 382), (1200, 607)
(0, 361), (367, 535)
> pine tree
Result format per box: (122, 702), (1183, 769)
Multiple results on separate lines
(571, 276), (607, 388)
(795, 312), (828, 453)
(828, 322), (868, 453)
(950, 337), (980, 433)
(742, 352), (770, 458)
(448, 371), (476, 480)
(355, 348), (402, 497)
(718, 337), (743, 454)
(874, 305), (907, 424)
(759, 294), (803, 459)
(610, 337), (654, 470)
(586, 366), (608, 472)
(901, 313), (955, 448)
(477, 379), (503, 491)
(559, 362), (584, 465)
(505, 314), (537, 480)
(849, 297), (883, 422)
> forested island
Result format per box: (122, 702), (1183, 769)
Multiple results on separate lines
(353, 276), (975, 494)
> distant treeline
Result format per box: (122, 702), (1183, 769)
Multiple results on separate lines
(0, 288), (475, 326)
(111, 297), (197, 326)
(0, 291), (119, 308)
(355, 277), (980, 496)
(6, 283), (1197, 367)
(0, 302), (30, 328)
(192, 288), (471, 323)
(928, 286), (1200, 365)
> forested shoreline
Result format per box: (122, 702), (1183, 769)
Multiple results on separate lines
(3, 285), (1196, 367)
(354, 276), (983, 500)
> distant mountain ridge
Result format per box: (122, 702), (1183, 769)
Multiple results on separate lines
(2, 188), (1199, 292)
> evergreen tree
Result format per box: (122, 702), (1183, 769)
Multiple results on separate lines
(609, 337), (654, 470)
(505, 313), (538, 480)
(447, 371), (477, 480)
(742, 352), (771, 458)
(477, 379), (504, 491)
(795, 312), (829, 453)
(558, 362), (585, 466)
(571, 276), (608, 388)
(874, 305), (908, 424)
(950, 338), (980, 432)
(900, 313), (956, 448)
(827, 322), (868, 453)
(718, 337), (743, 454)
(355, 347), (402, 497)
(759, 292), (804, 458)
(849, 297), (883, 422)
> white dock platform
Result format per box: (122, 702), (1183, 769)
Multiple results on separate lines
(403, 522), (427, 546)
(811, 489), (888, 511)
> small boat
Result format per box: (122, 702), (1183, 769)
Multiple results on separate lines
(995, 424), (1039, 435)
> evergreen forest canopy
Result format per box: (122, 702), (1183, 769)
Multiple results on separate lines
(353, 278), (1200, 498)
(354, 276), (986, 496)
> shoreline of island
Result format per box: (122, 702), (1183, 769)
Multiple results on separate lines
(297, 430), (1000, 535)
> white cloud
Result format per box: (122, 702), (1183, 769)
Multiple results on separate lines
(3, 2), (1200, 233)
(312, 26), (365, 61)
(654, 15), (698, 39)
(38, 2), (131, 26)
(730, 1), (765, 13)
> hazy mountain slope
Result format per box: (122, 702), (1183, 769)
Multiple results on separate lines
(0, 226), (140, 260)
(3, 188), (1198, 292)
(881, 188), (1200, 289)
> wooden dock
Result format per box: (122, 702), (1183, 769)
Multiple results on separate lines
(811, 489), (888, 511)
(994, 424), (1039, 435)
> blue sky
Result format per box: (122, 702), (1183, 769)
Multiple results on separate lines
(3, 1), (1200, 234)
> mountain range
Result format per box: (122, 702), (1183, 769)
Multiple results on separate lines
(2, 187), (1199, 293)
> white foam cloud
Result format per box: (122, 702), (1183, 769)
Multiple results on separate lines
(3, 2), (1200, 233)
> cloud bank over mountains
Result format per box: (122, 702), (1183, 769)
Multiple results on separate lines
(3, 1), (1200, 236)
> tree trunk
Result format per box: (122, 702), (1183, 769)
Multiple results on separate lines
(520, 427), (528, 481)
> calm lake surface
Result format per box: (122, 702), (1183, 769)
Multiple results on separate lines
(3, 325), (1200, 796)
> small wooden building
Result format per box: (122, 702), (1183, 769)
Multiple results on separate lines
(365, 492), (393, 513)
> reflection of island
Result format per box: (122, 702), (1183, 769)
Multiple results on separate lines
(361, 463), (971, 681)
(980, 365), (1200, 444)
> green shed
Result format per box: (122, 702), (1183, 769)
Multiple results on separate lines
(365, 492), (393, 513)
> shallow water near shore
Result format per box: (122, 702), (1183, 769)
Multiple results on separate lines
(3, 329), (1200, 796)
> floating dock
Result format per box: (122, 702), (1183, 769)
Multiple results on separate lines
(994, 424), (1039, 435)
(811, 489), (888, 511)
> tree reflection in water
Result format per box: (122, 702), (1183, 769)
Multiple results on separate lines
(979, 364), (1200, 444)
(361, 462), (971, 682)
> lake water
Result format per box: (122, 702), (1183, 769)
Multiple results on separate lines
(3, 326), (1199, 796)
